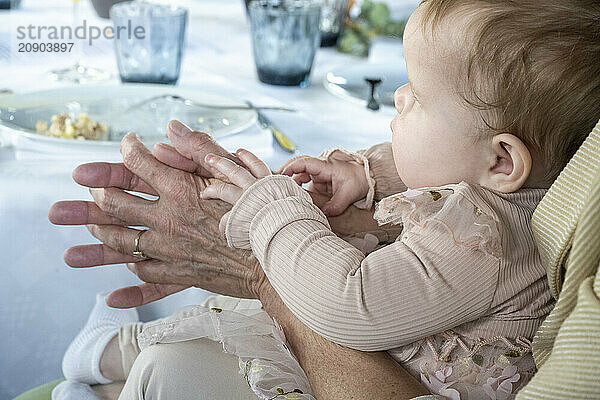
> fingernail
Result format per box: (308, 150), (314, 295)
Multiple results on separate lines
(236, 148), (243, 155)
(205, 154), (215, 164)
(170, 120), (192, 137)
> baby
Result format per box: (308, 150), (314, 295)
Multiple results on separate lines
(196, 0), (600, 398)
(58, 0), (600, 399)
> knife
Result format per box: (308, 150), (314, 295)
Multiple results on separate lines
(247, 101), (297, 153)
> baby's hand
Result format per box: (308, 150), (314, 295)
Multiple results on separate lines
(200, 148), (272, 236)
(278, 154), (370, 216)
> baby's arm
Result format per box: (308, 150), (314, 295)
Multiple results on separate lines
(226, 175), (500, 351)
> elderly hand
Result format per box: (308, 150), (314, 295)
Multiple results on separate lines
(49, 120), (379, 308)
(49, 126), (268, 308)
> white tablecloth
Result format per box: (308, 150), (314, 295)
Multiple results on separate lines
(0, 0), (408, 397)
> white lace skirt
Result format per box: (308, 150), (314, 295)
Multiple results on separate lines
(136, 295), (535, 400)
(137, 295), (316, 400)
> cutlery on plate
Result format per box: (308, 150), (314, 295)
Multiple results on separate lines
(247, 101), (297, 154)
(124, 94), (297, 113)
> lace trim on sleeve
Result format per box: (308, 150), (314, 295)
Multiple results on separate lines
(374, 184), (502, 258)
(358, 142), (408, 200)
(318, 147), (376, 209)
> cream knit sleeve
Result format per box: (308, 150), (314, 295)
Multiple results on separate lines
(225, 175), (501, 351)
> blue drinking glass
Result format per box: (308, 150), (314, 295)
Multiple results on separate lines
(248, 0), (321, 87)
(110, 2), (187, 85)
(319, 0), (348, 47)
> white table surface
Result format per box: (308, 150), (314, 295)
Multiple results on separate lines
(0, 0), (409, 397)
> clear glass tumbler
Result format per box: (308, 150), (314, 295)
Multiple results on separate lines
(319, 0), (348, 47)
(248, 0), (321, 87)
(110, 2), (187, 85)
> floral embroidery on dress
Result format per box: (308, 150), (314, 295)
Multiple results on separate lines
(373, 183), (502, 258)
(399, 331), (536, 400)
(482, 365), (521, 400)
(421, 366), (461, 400)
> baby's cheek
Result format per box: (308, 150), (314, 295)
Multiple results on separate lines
(391, 149), (405, 178)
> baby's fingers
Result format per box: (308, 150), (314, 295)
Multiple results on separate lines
(200, 180), (243, 205)
(235, 148), (271, 178)
(277, 155), (311, 173)
(205, 154), (256, 189)
(281, 157), (331, 180)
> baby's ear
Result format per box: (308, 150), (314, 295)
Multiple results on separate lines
(481, 133), (532, 193)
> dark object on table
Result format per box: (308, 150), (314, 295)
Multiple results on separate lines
(0, 0), (21, 9)
(91, 0), (130, 18)
(365, 78), (382, 111)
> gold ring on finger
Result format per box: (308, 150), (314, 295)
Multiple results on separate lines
(133, 229), (148, 258)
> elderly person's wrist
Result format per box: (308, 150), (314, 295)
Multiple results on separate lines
(256, 277), (279, 311)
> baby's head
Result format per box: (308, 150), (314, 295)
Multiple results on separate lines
(391, 0), (600, 192)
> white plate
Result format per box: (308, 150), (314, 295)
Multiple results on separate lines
(0, 84), (257, 153)
(323, 62), (408, 108)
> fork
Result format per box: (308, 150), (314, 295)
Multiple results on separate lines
(124, 94), (296, 114)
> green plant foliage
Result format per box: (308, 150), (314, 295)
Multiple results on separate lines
(337, 0), (408, 57)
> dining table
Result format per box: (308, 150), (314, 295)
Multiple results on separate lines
(0, 0), (412, 397)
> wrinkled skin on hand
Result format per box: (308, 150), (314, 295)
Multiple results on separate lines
(50, 130), (268, 308)
(49, 120), (382, 308)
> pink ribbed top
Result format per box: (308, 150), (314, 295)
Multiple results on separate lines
(225, 142), (555, 358)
